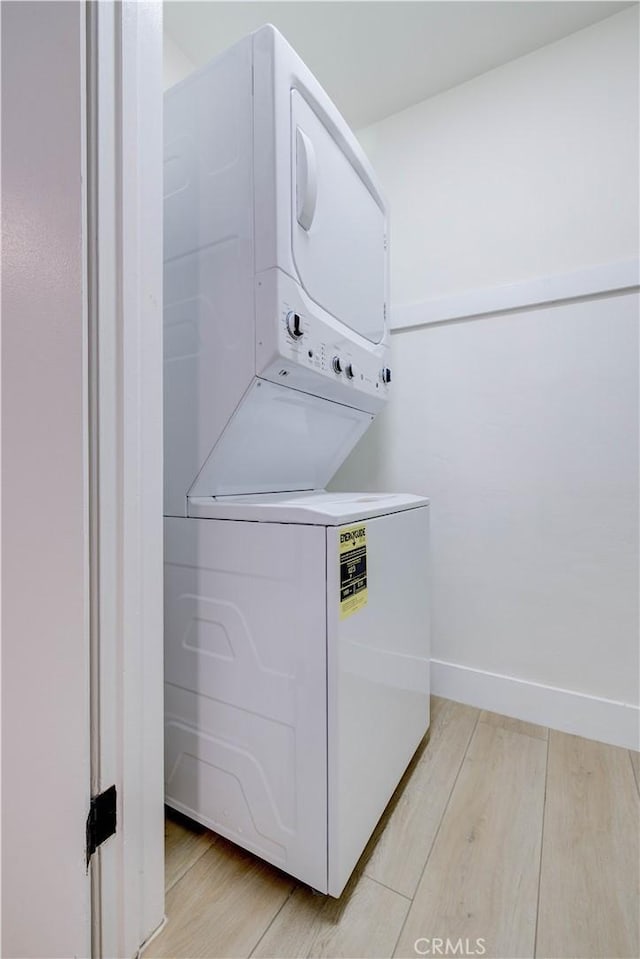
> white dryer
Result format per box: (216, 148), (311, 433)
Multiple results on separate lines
(163, 24), (430, 897)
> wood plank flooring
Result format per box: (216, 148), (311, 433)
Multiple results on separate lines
(144, 698), (640, 959)
(536, 732), (640, 959)
(395, 722), (547, 958)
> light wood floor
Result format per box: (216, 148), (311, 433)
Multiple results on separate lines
(145, 697), (640, 959)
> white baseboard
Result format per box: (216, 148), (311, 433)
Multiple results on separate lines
(431, 659), (640, 751)
(392, 258), (640, 330)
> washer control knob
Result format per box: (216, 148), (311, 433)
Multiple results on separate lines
(332, 356), (343, 374)
(286, 312), (303, 339)
(345, 363), (355, 379)
(381, 367), (392, 384)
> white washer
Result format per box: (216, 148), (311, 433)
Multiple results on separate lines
(163, 25), (431, 897)
(164, 492), (430, 896)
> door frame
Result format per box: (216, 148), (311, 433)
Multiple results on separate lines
(86, 2), (164, 955)
(2, 2), (164, 955)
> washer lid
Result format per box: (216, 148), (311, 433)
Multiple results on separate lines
(187, 379), (374, 500)
(187, 490), (428, 525)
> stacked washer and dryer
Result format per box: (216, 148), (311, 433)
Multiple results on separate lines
(163, 24), (430, 897)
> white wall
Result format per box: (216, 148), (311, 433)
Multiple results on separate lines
(332, 7), (640, 746)
(357, 6), (639, 303)
(1, 3), (91, 955)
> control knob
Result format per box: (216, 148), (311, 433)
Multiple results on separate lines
(332, 356), (343, 374)
(286, 312), (303, 339)
(380, 367), (392, 384)
(345, 363), (355, 379)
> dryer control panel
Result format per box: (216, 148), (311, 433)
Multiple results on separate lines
(255, 268), (391, 414)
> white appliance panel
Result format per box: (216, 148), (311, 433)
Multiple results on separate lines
(187, 489), (427, 524)
(163, 26), (429, 901)
(291, 90), (386, 344)
(164, 516), (328, 889)
(252, 26), (389, 322)
(255, 268), (390, 412)
(164, 502), (430, 896)
(188, 379), (373, 498)
(164, 26), (391, 510)
(163, 36), (255, 514)
(165, 684), (297, 866)
(163, 240), (255, 515)
(164, 37), (253, 261)
(326, 506), (431, 896)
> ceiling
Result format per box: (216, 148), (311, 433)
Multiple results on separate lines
(164, 1), (635, 128)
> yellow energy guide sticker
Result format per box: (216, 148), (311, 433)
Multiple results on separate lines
(339, 524), (368, 619)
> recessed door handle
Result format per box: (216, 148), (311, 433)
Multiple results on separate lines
(296, 127), (317, 231)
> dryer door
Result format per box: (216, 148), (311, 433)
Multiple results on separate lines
(291, 90), (386, 344)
